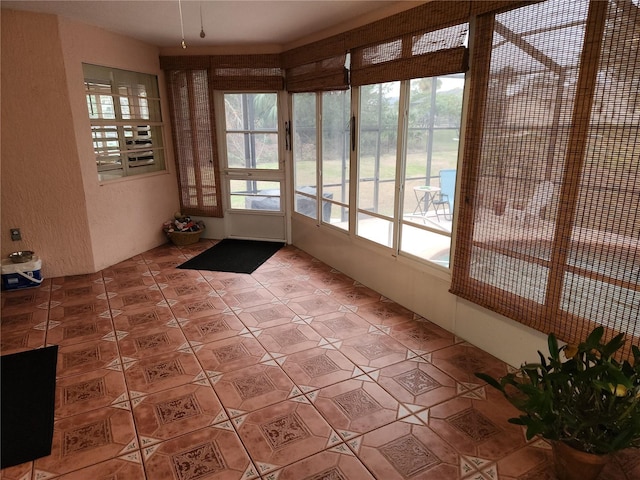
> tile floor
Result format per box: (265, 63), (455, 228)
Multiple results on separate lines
(1, 240), (638, 480)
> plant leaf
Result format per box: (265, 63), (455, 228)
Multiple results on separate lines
(602, 332), (626, 358)
(548, 333), (560, 362)
(475, 372), (504, 392)
(585, 326), (604, 348)
(537, 351), (548, 369)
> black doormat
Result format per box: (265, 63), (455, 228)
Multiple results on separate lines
(1, 345), (58, 468)
(178, 239), (284, 274)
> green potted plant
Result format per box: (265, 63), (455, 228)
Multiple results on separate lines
(476, 326), (640, 480)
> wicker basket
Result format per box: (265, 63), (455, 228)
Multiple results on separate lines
(167, 230), (202, 246)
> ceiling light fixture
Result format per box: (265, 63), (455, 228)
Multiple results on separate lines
(178, 0), (186, 48)
(200, 3), (206, 39)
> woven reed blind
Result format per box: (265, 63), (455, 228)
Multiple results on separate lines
(161, 55), (284, 90)
(346, 1), (530, 49)
(285, 56), (348, 93)
(350, 23), (469, 87)
(283, 34), (349, 93)
(451, 0), (639, 357)
(210, 54), (284, 90)
(165, 69), (222, 217)
(345, 0), (530, 87)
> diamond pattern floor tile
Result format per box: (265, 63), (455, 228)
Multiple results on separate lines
(1, 241), (636, 480)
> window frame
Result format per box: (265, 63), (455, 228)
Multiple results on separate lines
(290, 74), (465, 269)
(292, 90), (353, 231)
(83, 63), (166, 182)
(353, 75), (465, 268)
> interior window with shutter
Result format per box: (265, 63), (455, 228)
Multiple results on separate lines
(84, 64), (166, 181)
(451, 0), (639, 356)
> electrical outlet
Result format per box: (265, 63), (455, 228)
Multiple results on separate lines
(10, 228), (21, 241)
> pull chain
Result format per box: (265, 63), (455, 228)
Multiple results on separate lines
(200, 3), (206, 38)
(178, 0), (186, 48)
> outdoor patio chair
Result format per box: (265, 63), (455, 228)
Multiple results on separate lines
(433, 169), (456, 221)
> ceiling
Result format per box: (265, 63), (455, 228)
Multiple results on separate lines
(1, 0), (422, 49)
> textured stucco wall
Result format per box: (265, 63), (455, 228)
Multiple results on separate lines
(1, 9), (95, 277)
(57, 16), (180, 272)
(1, 9), (181, 277)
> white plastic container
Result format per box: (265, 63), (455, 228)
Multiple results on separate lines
(1, 256), (43, 290)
